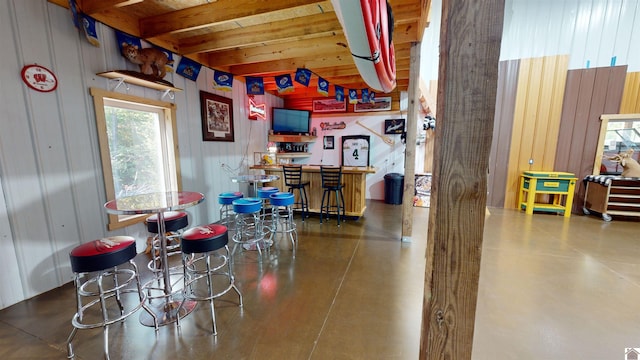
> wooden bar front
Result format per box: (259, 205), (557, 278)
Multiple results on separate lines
(251, 166), (375, 217)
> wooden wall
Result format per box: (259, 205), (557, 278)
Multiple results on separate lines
(554, 66), (627, 212)
(620, 72), (640, 114)
(503, 55), (569, 209)
(487, 60), (519, 208)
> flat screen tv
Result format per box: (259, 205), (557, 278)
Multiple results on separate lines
(271, 108), (311, 135)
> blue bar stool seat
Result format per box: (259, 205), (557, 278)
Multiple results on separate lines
(257, 186), (279, 240)
(217, 191), (243, 227)
(231, 198), (268, 261)
(269, 192), (298, 257)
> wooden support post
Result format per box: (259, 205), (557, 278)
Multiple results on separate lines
(420, 0), (504, 359)
(401, 42), (421, 240)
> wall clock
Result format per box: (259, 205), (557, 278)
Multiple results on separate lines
(21, 64), (58, 92)
(342, 135), (370, 167)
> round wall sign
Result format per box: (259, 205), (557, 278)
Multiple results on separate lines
(21, 64), (58, 92)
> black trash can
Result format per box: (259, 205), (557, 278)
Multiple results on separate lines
(384, 173), (404, 204)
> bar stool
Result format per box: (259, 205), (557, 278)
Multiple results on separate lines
(269, 192), (298, 257)
(320, 166), (346, 226)
(217, 191), (243, 226)
(257, 186), (278, 240)
(283, 165), (310, 220)
(67, 236), (156, 360)
(145, 211), (189, 275)
(231, 198), (268, 261)
(181, 224), (243, 335)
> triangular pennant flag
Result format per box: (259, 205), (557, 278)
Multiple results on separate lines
(335, 85), (345, 102)
(245, 76), (264, 95)
(361, 88), (370, 103)
(275, 74), (295, 94)
(213, 70), (234, 92)
(69, 0), (81, 29)
(82, 14), (100, 47)
(116, 31), (141, 54)
(295, 68), (312, 86)
(348, 89), (359, 104)
(175, 57), (201, 81)
(317, 77), (329, 96)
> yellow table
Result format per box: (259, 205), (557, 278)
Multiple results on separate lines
(518, 171), (577, 217)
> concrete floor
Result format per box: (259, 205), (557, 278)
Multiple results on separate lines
(0, 201), (638, 359)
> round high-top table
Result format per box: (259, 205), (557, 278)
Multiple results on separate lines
(231, 174), (279, 197)
(104, 191), (205, 327)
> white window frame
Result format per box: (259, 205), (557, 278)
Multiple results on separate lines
(91, 87), (182, 230)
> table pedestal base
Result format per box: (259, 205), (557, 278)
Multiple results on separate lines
(140, 297), (198, 327)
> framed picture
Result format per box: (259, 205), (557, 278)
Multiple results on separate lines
(313, 98), (347, 113)
(324, 135), (335, 150)
(384, 119), (405, 134)
(342, 135), (370, 167)
(200, 91), (234, 142)
(353, 96), (392, 112)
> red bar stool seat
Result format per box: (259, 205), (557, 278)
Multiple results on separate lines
(67, 236), (156, 359)
(181, 224), (243, 334)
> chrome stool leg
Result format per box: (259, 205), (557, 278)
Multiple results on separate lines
(181, 224), (243, 334)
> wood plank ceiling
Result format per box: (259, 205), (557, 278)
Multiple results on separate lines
(49, 0), (431, 107)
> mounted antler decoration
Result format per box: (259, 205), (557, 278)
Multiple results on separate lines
(607, 149), (640, 178)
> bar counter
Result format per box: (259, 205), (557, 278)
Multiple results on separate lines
(250, 165), (376, 217)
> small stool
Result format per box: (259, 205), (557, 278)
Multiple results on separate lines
(181, 224), (243, 335)
(218, 191), (243, 226)
(67, 236), (156, 360)
(145, 211), (189, 275)
(231, 198), (267, 261)
(269, 192), (298, 257)
(257, 186), (279, 238)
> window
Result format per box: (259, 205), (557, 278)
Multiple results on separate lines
(91, 88), (181, 230)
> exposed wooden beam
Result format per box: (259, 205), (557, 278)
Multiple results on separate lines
(180, 12), (341, 55)
(79, 0), (143, 15)
(229, 53), (353, 77)
(401, 42), (420, 239)
(139, 0), (329, 38)
(417, 0), (433, 39)
(204, 34), (349, 68)
(420, 0), (505, 359)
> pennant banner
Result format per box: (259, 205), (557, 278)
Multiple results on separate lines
(275, 74), (295, 94)
(317, 77), (329, 96)
(295, 68), (312, 87)
(348, 89), (359, 104)
(245, 76), (264, 95)
(116, 31), (141, 54)
(82, 15), (100, 47)
(176, 57), (201, 81)
(213, 70), (234, 91)
(361, 88), (370, 103)
(335, 85), (345, 102)
(69, 0), (81, 29)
